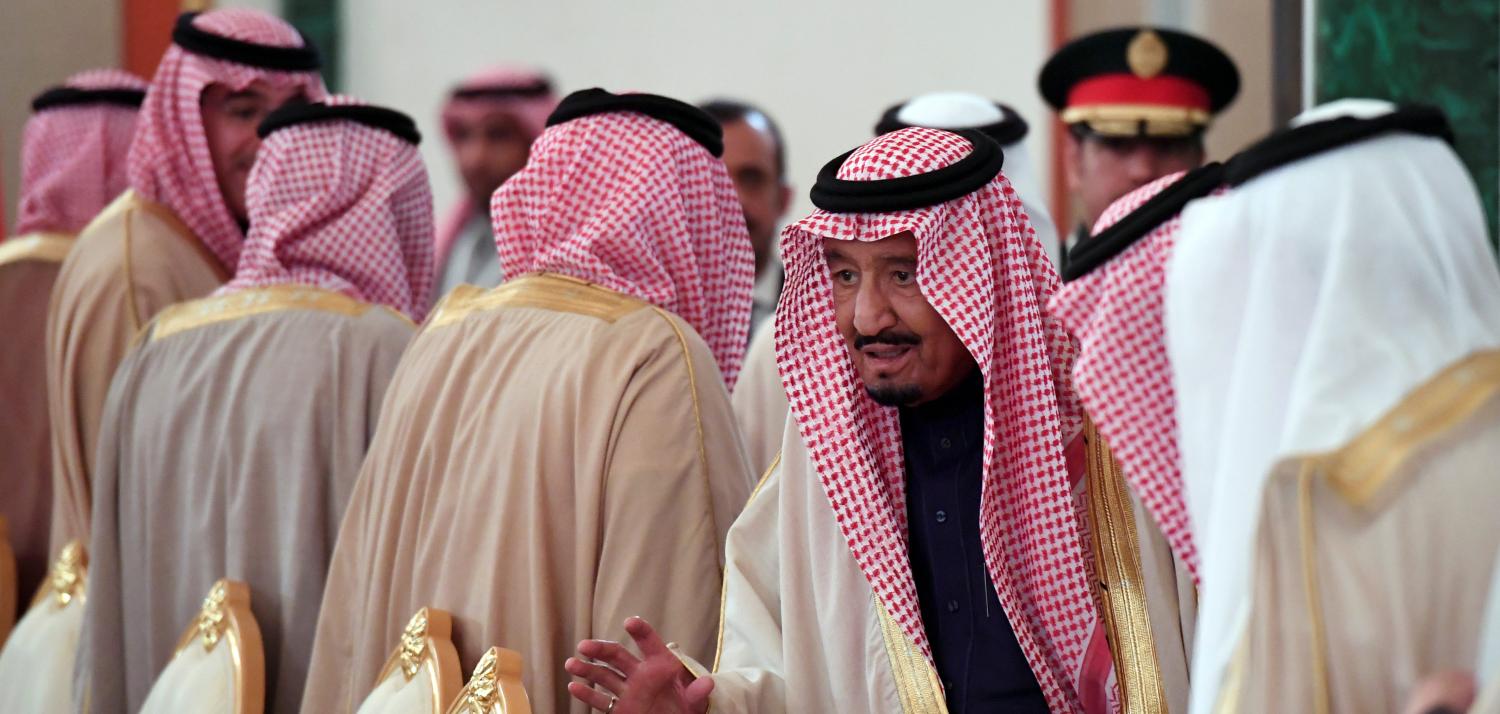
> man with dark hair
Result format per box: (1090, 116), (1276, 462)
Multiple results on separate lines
(700, 99), (792, 329)
(1038, 27), (1238, 254)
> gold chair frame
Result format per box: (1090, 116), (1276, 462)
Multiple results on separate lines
(446, 646), (531, 714)
(157, 579), (265, 714)
(367, 607), (464, 713)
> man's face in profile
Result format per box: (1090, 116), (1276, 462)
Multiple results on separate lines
(201, 81), (306, 224)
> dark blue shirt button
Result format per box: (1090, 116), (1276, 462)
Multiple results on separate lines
(935, 510), (948, 523)
(940, 437), (953, 449)
(946, 600), (960, 613)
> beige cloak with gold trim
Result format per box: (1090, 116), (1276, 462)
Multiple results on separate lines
(45, 190), (227, 555)
(300, 273), (754, 714)
(0, 233), (74, 601)
(1217, 350), (1500, 714)
(75, 287), (413, 714)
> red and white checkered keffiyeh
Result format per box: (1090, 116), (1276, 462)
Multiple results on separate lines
(776, 127), (1097, 712)
(127, 8), (326, 272)
(1048, 172), (1202, 580)
(435, 65), (558, 266)
(218, 96), (435, 321)
(491, 107), (754, 388)
(13, 69), (147, 237)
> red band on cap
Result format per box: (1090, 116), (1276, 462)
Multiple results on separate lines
(1066, 74), (1211, 111)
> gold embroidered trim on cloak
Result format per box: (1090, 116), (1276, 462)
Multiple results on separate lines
(150, 285), (392, 341)
(1082, 419), (1168, 713)
(875, 597), (949, 714)
(121, 190), (228, 280)
(426, 272), (647, 328)
(1297, 466), (1332, 714)
(0, 232), (74, 267)
(650, 304), (722, 566)
(711, 451), (782, 672)
(122, 200), (143, 333)
(112, 190), (228, 334)
(1302, 348), (1500, 507)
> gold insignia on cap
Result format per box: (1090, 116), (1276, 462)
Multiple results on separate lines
(1127, 29), (1168, 78)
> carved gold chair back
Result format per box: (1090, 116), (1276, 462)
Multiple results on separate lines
(445, 646), (531, 714)
(0, 541), (88, 713)
(355, 607), (464, 713)
(138, 579), (265, 714)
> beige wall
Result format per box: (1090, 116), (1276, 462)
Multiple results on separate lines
(340, 0), (1053, 225)
(0, 0), (122, 230)
(1195, 2), (1273, 160)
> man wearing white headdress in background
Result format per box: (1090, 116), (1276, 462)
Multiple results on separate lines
(1165, 99), (1500, 713)
(873, 92), (1059, 268)
(731, 91), (1058, 475)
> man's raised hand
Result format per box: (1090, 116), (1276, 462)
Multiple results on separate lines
(566, 617), (713, 714)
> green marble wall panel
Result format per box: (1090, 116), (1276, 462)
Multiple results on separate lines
(1316, 0), (1498, 242)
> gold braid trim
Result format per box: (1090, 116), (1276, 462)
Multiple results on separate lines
(1083, 419), (1169, 713)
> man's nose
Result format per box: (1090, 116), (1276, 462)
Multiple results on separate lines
(851, 281), (897, 337)
(1125, 146), (1161, 182)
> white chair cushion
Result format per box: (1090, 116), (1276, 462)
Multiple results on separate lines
(356, 660), (438, 714)
(138, 637), (237, 714)
(0, 598), (85, 713)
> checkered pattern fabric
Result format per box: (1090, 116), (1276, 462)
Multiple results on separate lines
(491, 106), (754, 388)
(776, 127), (1095, 712)
(1049, 172), (1205, 580)
(219, 96), (435, 320)
(127, 8), (326, 271)
(13, 69), (146, 237)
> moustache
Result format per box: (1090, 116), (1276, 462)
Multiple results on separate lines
(853, 331), (921, 350)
